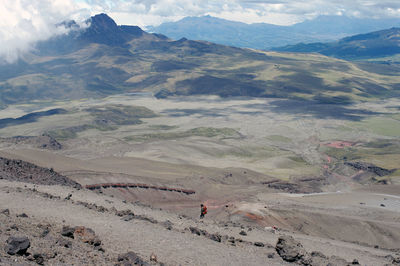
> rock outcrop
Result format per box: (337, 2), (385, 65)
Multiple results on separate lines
(0, 157), (81, 188)
(5, 236), (30, 255)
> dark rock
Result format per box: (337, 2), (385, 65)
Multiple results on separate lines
(254, 242), (265, 247)
(380, 204), (386, 207)
(40, 229), (50, 238)
(10, 224), (19, 231)
(208, 233), (222, 243)
(345, 162), (395, 177)
(122, 214), (135, 221)
(352, 259), (360, 264)
(239, 230), (247, 236)
(95, 246), (105, 252)
(189, 226), (206, 236)
(118, 251), (149, 265)
(1, 208), (10, 216)
(116, 209), (135, 217)
(275, 235), (309, 263)
(65, 193), (72, 200)
(162, 220), (173, 230)
(311, 251), (327, 259)
(33, 253), (45, 265)
(17, 213), (28, 218)
(5, 236), (30, 255)
(57, 237), (72, 248)
(61, 226), (75, 238)
(267, 253), (275, 258)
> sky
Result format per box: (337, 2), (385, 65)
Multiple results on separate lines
(1, 0), (400, 62)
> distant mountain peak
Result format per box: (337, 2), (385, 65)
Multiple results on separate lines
(88, 13), (118, 30)
(80, 13), (145, 46)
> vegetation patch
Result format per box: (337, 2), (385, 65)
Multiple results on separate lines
(86, 105), (157, 126)
(148, 125), (179, 130)
(267, 135), (292, 143)
(124, 127), (240, 142)
(47, 105), (157, 140)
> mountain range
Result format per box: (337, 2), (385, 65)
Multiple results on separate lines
(148, 15), (400, 50)
(272, 27), (400, 60)
(0, 13), (399, 108)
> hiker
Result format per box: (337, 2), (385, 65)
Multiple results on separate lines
(200, 204), (207, 219)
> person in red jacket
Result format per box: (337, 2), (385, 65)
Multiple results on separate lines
(200, 204), (207, 219)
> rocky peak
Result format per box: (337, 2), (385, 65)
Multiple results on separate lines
(88, 13), (119, 33)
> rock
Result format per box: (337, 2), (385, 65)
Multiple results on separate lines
(10, 224), (19, 231)
(74, 226), (101, 246)
(17, 213), (28, 218)
(118, 251), (149, 265)
(208, 233), (222, 243)
(162, 220), (173, 230)
(275, 235), (309, 263)
(41, 229), (50, 238)
(5, 236), (30, 255)
(239, 230), (247, 236)
(189, 226), (206, 236)
(380, 204), (386, 207)
(65, 193), (72, 200)
(57, 237), (72, 248)
(254, 242), (265, 247)
(1, 208), (10, 216)
(61, 226), (75, 238)
(311, 251), (327, 259)
(116, 209), (135, 217)
(122, 214), (135, 222)
(352, 259), (360, 264)
(150, 252), (157, 262)
(33, 253), (45, 265)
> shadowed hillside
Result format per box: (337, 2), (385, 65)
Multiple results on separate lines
(0, 14), (400, 108)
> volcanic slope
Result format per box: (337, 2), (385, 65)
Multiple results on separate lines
(1, 13), (400, 108)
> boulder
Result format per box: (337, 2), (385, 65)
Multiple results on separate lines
(5, 236), (30, 255)
(33, 253), (45, 265)
(61, 226), (75, 238)
(254, 242), (265, 247)
(1, 209), (10, 216)
(275, 235), (310, 264)
(239, 230), (247, 236)
(118, 251), (149, 266)
(74, 226), (101, 246)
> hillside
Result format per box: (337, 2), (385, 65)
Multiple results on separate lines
(148, 15), (400, 50)
(273, 27), (400, 60)
(0, 14), (400, 108)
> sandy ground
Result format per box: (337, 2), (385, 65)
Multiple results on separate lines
(0, 179), (398, 265)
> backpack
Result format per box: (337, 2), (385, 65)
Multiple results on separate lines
(202, 206), (208, 215)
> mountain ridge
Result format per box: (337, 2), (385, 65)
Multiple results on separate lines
(148, 15), (400, 49)
(272, 27), (400, 60)
(0, 13), (399, 108)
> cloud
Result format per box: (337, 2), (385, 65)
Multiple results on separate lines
(0, 0), (89, 63)
(89, 0), (400, 27)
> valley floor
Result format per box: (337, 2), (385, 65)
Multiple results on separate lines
(0, 94), (399, 265)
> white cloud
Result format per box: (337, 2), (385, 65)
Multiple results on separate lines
(0, 0), (88, 63)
